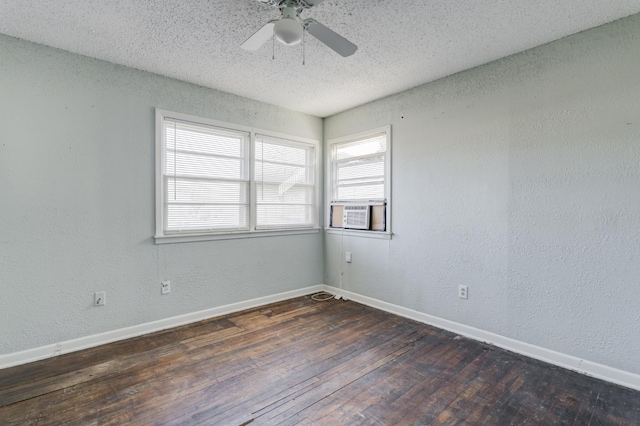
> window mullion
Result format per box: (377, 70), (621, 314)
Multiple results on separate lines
(156, 109), (318, 240)
(249, 131), (257, 232)
(158, 113), (167, 237)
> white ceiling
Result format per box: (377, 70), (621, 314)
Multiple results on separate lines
(1, 1), (639, 117)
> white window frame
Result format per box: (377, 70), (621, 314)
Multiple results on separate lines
(155, 109), (320, 244)
(254, 134), (318, 231)
(326, 125), (392, 239)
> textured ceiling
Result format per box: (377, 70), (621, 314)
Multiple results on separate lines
(1, 1), (639, 117)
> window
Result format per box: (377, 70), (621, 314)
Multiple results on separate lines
(162, 118), (250, 233)
(327, 126), (391, 236)
(155, 110), (319, 242)
(255, 134), (316, 229)
(332, 132), (387, 201)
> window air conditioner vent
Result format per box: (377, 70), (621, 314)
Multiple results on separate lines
(342, 204), (371, 230)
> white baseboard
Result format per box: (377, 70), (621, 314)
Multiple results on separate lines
(4, 283), (639, 392)
(0, 285), (325, 370)
(323, 285), (640, 391)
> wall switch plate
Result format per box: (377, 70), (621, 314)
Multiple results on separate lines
(94, 291), (106, 306)
(161, 280), (171, 295)
(458, 285), (468, 299)
(345, 252), (352, 263)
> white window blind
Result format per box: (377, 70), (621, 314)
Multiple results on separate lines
(333, 132), (387, 201)
(163, 118), (250, 232)
(156, 110), (320, 241)
(255, 134), (316, 229)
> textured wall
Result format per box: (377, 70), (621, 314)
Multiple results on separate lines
(324, 14), (640, 374)
(0, 35), (323, 354)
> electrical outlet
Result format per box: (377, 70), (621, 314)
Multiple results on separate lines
(458, 285), (468, 299)
(161, 280), (171, 295)
(345, 252), (352, 263)
(94, 291), (106, 306)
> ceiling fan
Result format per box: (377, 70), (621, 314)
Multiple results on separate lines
(241, 0), (357, 57)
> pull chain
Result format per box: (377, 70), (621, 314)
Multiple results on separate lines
(302, 29), (306, 65)
(272, 36), (275, 60)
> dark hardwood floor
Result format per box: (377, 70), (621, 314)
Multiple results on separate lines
(1, 295), (639, 425)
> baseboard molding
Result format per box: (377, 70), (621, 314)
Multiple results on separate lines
(323, 285), (640, 391)
(0, 285), (325, 370)
(4, 284), (639, 392)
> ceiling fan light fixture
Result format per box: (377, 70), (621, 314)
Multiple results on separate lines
(241, 0), (357, 57)
(274, 17), (303, 45)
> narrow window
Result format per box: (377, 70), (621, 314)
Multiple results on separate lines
(328, 126), (391, 235)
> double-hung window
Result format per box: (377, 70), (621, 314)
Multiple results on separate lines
(327, 126), (391, 237)
(155, 110), (319, 242)
(255, 134), (316, 229)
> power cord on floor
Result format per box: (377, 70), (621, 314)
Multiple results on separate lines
(311, 291), (335, 302)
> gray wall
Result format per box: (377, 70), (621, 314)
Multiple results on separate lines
(0, 35), (323, 354)
(2, 13), (639, 378)
(324, 14), (640, 375)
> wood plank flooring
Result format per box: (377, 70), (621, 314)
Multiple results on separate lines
(1, 295), (639, 425)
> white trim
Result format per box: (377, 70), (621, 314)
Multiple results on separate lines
(155, 109), (164, 239)
(155, 109), (253, 133)
(155, 227), (320, 244)
(327, 126), (390, 146)
(325, 228), (392, 240)
(325, 126), (392, 235)
(253, 128), (318, 146)
(0, 285), (324, 370)
(253, 133), (320, 231)
(154, 109), (321, 242)
(4, 283), (638, 392)
(321, 285), (640, 391)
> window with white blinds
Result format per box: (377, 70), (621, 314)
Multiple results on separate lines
(255, 135), (316, 229)
(155, 110), (319, 241)
(163, 118), (250, 232)
(327, 126), (391, 235)
(331, 130), (388, 202)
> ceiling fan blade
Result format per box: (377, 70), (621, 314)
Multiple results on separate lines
(304, 19), (357, 57)
(241, 21), (275, 51)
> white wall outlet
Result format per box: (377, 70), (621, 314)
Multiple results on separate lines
(161, 280), (171, 295)
(458, 285), (468, 299)
(94, 291), (106, 306)
(345, 252), (352, 263)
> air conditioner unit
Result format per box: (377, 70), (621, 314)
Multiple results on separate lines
(342, 204), (370, 230)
